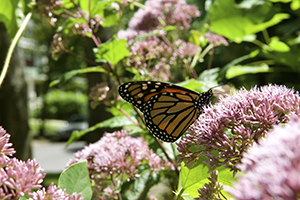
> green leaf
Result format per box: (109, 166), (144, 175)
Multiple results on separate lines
(79, 0), (120, 27)
(49, 66), (108, 87)
(245, 13), (290, 35)
(269, 0), (292, 2)
(218, 50), (259, 81)
(261, 47), (300, 69)
(125, 170), (161, 200)
(58, 160), (92, 200)
(0, 0), (19, 39)
(94, 39), (130, 66)
(291, 0), (300, 10)
(178, 159), (210, 198)
(66, 116), (136, 146)
(125, 67), (140, 76)
(19, 196), (28, 200)
(177, 79), (207, 92)
(269, 37), (290, 52)
(178, 160), (234, 199)
(210, 0), (288, 39)
(232, 34), (257, 43)
(226, 63), (271, 79)
(198, 68), (220, 88)
(210, 0), (254, 38)
(188, 30), (203, 46)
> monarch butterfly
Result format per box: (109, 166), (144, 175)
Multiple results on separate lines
(118, 81), (214, 142)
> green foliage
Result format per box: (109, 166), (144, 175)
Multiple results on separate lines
(226, 63), (271, 79)
(66, 115), (137, 145)
(94, 38), (130, 66)
(79, 0), (120, 27)
(178, 160), (233, 199)
(58, 160), (92, 200)
(0, 0), (21, 39)
(50, 67), (108, 87)
(209, 0), (286, 39)
(122, 170), (161, 200)
(0, 0), (32, 87)
(39, 89), (88, 120)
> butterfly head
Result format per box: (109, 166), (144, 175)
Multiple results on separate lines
(198, 89), (213, 108)
(202, 84), (228, 105)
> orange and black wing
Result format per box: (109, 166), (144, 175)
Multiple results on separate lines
(118, 81), (213, 142)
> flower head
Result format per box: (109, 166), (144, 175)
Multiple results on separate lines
(35, 0), (63, 26)
(117, 0), (201, 82)
(226, 116), (300, 199)
(29, 183), (83, 200)
(68, 130), (174, 198)
(4, 158), (45, 196)
(204, 33), (228, 47)
(128, 0), (200, 31)
(195, 171), (223, 200)
(123, 36), (173, 81)
(0, 127), (48, 199)
(50, 33), (68, 60)
(177, 84), (300, 174)
(0, 126), (16, 157)
(89, 82), (110, 108)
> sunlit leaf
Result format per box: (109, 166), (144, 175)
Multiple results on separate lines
(245, 13), (290, 35)
(49, 66), (108, 87)
(94, 39), (130, 66)
(0, 0), (18, 39)
(79, 0), (120, 27)
(210, 0), (254, 38)
(210, 0), (289, 39)
(218, 50), (260, 81)
(291, 0), (300, 10)
(66, 116), (136, 146)
(269, 37), (290, 52)
(177, 159), (233, 199)
(226, 64), (271, 79)
(59, 160), (92, 200)
(188, 30), (204, 46)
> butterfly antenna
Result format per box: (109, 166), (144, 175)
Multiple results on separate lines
(209, 83), (231, 90)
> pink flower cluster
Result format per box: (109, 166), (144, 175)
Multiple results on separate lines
(29, 183), (82, 200)
(0, 127), (82, 200)
(128, 0), (200, 31)
(204, 33), (228, 47)
(177, 84), (300, 174)
(67, 130), (174, 199)
(117, 0), (200, 81)
(226, 116), (300, 199)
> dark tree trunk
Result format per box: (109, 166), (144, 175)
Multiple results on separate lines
(0, 23), (31, 160)
(83, 27), (118, 143)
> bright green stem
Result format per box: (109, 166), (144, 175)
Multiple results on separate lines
(0, 12), (32, 87)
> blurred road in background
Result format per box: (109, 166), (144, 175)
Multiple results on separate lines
(32, 140), (86, 173)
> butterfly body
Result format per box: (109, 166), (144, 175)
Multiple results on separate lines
(118, 81), (213, 142)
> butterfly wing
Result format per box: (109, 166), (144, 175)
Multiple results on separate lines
(118, 81), (213, 142)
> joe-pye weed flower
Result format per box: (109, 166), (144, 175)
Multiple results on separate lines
(0, 127), (82, 200)
(177, 84), (300, 174)
(67, 130), (174, 199)
(226, 116), (300, 199)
